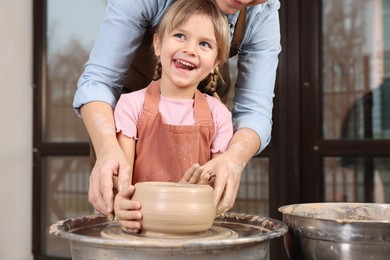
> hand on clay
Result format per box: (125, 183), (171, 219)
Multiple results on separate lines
(207, 128), (259, 215)
(88, 145), (132, 220)
(200, 154), (244, 215)
(180, 129), (258, 216)
(179, 163), (209, 185)
(114, 185), (142, 233)
(180, 155), (244, 216)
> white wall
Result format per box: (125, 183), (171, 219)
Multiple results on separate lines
(0, 0), (33, 259)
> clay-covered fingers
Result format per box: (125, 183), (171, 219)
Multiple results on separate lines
(88, 151), (132, 221)
(212, 171), (228, 214)
(209, 156), (242, 215)
(180, 163), (204, 184)
(214, 173), (240, 215)
(114, 186), (142, 233)
(101, 165), (116, 218)
(88, 164), (115, 219)
(201, 170), (215, 185)
(117, 165), (132, 191)
(88, 173), (109, 217)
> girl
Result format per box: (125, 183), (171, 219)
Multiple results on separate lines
(113, 0), (233, 232)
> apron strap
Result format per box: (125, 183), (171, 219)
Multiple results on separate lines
(142, 81), (160, 116)
(193, 90), (213, 127)
(229, 8), (247, 58)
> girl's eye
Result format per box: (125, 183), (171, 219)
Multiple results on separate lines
(173, 33), (185, 40)
(200, 41), (211, 48)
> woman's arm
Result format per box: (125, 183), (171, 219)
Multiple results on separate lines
(232, 1), (281, 153)
(75, 0), (172, 218)
(81, 102), (132, 219)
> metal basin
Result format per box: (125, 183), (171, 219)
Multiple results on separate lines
(278, 203), (390, 260)
(50, 212), (287, 259)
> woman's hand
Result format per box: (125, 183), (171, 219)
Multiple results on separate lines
(180, 128), (260, 215)
(81, 102), (133, 220)
(179, 163), (208, 184)
(88, 144), (132, 220)
(114, 185), (142, 233)
(205, 154), (244, 215)
(180, 155), (243, 215)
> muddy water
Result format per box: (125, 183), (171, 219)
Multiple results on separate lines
(279, 203), (390, 223)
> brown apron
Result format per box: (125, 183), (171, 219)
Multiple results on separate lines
(132, 80), (215, 184)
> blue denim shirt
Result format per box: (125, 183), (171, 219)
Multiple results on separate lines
(74, 0), (281, 153)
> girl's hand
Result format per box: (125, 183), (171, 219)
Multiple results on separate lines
(114, 185), (142, 233)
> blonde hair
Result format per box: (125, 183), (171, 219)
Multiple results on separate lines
(153, 0), (230, 98)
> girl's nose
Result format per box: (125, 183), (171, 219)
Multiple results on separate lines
(183, 42), (197, 56)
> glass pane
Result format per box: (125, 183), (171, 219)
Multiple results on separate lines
(324, 157), (390, 203)
(322, 0), (390, 139)
(231, 157), (269, 216)
(45, 0), (106, 142)
(43, 156), (93, 257)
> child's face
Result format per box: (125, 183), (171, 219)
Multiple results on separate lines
(154, 14), (219, 92)
(215, 0), (267, 14)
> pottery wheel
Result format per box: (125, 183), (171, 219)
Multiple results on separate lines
(101, 223), (239, 242)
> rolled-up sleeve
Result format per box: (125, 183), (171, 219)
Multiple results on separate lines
(232, 0), (281, 153)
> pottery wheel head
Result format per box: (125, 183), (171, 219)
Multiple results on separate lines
(101, 223), (238, 242)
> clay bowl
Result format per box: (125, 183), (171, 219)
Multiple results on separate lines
(131, 182), (216, 235)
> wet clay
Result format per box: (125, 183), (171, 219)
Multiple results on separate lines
(101, 223), (238, 243)
(131, 182), (216, 235)
(92, 112), (116, 136)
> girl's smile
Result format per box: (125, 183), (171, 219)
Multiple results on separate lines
(173, 59), (196, 71)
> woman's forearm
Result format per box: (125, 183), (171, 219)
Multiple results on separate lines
(80, 101), (119, 157)
(225, 128), (261, 170)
